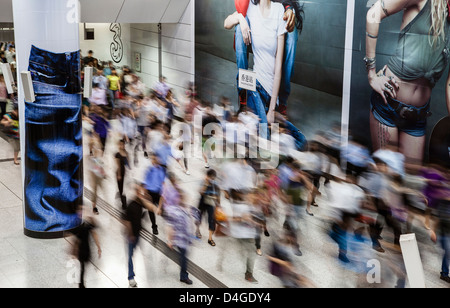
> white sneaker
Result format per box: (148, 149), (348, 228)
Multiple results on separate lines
(185, 170), (190, 175)
(129, 279), (138, 288)
(205, 163), (210, 168)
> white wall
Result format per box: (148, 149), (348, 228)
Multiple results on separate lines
(129, 0), (194, 98)
(79, 23), (131, 69)
(160, 0), (194, 98)
(129, 24), (160, 92)
(78, 0), (194, 98)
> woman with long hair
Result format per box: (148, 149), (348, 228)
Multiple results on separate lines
(365, 0), (450, 164)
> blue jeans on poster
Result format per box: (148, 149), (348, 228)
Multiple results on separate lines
(235, 22), (298, 111)
(247, 80), (271, 125)
(279, 29), (298, 111)
(25, 45), (83, 233)
(235, 24), (306, 148)
(284, 119), (307, 151)
(235, 22), (249, 98)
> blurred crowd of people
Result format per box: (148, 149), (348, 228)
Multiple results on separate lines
(0, 42), (20, 166)
(75, 50), (450, 289)
(0, 46), (448, 288)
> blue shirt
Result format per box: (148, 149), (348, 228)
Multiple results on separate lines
(103, 67), (112, 77)
(143, 165), (166, 193)
(155, 143), (173, 166)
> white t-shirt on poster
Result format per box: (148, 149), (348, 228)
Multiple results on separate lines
(247, 1), (287, 96)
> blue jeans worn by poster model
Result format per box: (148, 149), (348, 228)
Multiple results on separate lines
(285, 119), (307, 150)
(235, 22), (249, 97)
(235, 24), (306, 149)
(370, 91), (430, 137)
(247, 80), (271, 125)
(25, 45), (83, 233)
(279, 29), (298, 111)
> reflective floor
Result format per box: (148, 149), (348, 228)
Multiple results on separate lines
(0, 119), (448, 288)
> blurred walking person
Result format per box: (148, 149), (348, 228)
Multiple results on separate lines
(327, 173), (365, 263)
(115, 139), (130, 209)
(1, 102), (20, 165)
(195, 169), (221, 247)
(142, 153), (167, 235)
(70, 206), (102, 288)
(429, 174), (450, 283)
(160, 173), (195, 285)
(227, 189), (259, 283)
(122, 183), (158, 288)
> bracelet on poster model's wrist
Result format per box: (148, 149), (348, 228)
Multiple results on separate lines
(363, 56), (376, 71)
(366, 32), (378, 39)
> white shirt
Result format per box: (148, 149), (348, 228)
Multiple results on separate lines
(372, 149), (405, 176)
(220, 160), (257, 191)
(147, 130), (164, 153)
(301, 151), (323, 174)
(358, 171), (388, 199)
(88, 88), (108, 106)
(229, 201), (257, 239)
(271, 132), (296, 157)
(247, 1), (287, 95)
(136, 101), (152, 127)
(120, 115), (137, 139)
(238, 111), (259, 135)
(149, 100), (168, 123)
(327, 180), (364, 215)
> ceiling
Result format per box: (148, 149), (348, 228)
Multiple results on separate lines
(0, 0), (191, 23)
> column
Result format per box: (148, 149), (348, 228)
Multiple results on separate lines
(13, 0), (83, 238)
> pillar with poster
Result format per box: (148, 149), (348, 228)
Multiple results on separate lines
(13, 0), (83, 238)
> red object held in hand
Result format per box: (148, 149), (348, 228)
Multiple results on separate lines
(448, 0), (450, 22)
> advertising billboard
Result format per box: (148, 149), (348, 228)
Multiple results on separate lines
(13, 0), (83, 238)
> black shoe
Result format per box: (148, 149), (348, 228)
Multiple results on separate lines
(93, 207), (99, 215)
(245, 272), (258, 284)
(294, 248), (302, 256)
(144, 151), (148, 158)
(152, 226), (159, 235)
(373, 245), (385, 253)
(180, 278), (193, 285)
(264, 230), (270, 237)
(440, 275), (450, 283)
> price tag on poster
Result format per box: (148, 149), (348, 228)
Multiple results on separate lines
(238, 69), (256, 92)
(134, 52), (141, 72)
(0, 63), (14, 94)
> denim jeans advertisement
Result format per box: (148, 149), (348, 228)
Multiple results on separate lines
(13, 0), (83, 238)
(195, 0), (347, 144)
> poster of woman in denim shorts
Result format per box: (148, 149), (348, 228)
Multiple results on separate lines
(13, 0), (83, 238)
(349, 0), (450, 168)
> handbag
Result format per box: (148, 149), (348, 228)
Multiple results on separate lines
(204, 195), (216, 206)
(214, 206), (227, 222)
